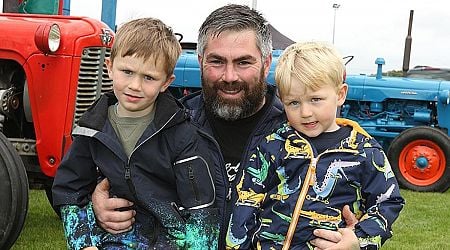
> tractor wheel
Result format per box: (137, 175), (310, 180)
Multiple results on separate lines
(0, 132), (29, 249)
(388, 126), (450, 192)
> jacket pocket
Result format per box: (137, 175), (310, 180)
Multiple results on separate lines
(174, 155), (215, 209)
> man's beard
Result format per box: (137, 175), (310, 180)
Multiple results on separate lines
(201, 68), (267, 121)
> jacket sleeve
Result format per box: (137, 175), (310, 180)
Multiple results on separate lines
(226, 145), (275, 249)
(52, 136), (100, 249)
(172, 129), (220, 249)
(60, 203), (102, 250)
(52, 135), (98, 207)
(355, 148), (405, 249)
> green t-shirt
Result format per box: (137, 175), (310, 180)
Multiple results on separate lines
(108, 104), (155, 158)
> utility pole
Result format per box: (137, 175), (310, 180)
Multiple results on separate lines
(332, 3), (340, 44)
(252, 0), (257, 10)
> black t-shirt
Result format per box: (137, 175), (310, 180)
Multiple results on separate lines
(207, 97), (271, 183)
(303, 125), (352, 154)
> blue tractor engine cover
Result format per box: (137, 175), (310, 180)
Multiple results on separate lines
(170, 45), (450, 193)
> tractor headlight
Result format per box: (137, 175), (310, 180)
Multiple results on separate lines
(35, 23), (61, 54)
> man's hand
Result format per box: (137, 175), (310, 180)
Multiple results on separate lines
(310, 205), (359, 250)
(92, 178), (136, 234)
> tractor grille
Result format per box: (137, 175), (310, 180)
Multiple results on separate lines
(73, 47), (113, 127)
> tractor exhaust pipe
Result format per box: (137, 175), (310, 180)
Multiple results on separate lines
(402, 10), (414, 76)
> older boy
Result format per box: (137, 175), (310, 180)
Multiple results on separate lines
(52, 18), (221, 249)
(226, 41), (404, 249)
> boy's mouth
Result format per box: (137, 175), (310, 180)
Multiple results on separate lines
(302, 121), (318, 128)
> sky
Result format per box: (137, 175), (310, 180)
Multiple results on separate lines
(67, 0), (450, 75)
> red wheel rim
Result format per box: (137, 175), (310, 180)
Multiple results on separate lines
(398, 139), (446, 186)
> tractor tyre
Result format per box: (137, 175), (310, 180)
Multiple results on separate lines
(388, 126), (450, 192)
(0, 132), (29, 249)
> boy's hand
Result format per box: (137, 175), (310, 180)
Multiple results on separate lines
(310, 205), (359, 250)
(92, 178), (136, 234)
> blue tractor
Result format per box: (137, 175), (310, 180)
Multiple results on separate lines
(342, 58), (450, 192)
(170, 42), (450, 193)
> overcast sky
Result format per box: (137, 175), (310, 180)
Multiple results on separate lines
(68, 0), (450, 75)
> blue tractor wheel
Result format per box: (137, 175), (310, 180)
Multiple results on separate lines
(388, 126), (450, 192)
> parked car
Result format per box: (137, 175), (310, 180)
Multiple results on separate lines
(406, 66), (450, 81)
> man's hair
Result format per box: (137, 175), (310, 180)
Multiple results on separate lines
(197, 4), (272, 59)
(275, 41), (345, 98)
(110, 18), (181, 76)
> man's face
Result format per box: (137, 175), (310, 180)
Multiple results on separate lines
(199, 30), (272, 120)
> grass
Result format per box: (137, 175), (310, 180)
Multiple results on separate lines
(11, 189), (66, 250)
(10, 189), (450, 249)
(383, 190), (450, 250)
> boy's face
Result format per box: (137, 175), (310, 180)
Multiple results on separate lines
(282, 79), (348, 138)
(198, 30), (272, 120)
(106, 55), (174, 117)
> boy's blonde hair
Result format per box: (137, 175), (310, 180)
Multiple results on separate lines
(275, 41), (345, 98)
(110, 18), (181, 77)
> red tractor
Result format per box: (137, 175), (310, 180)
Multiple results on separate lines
(0, 1), (114, 248)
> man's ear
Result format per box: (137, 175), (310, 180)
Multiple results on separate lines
(198, 54), (203, 66)
(337, 83), (348, 106)
(105, 58), (113, 78)
(161, 74), (176, 92)
(263, 54), (273, 78)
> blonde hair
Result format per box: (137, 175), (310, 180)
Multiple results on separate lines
(275, 41), (345, 98)
(110, 18), (181, 76)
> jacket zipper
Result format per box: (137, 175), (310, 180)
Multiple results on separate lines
(188, 164), (200, 201)
(124, 110), (179, 247)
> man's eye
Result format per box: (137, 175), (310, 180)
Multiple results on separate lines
(238, 61), (251, 65)
(311, 98), (322, 103)
(289, 101), (299, 106)
(122, 70), (132, 75)
(208, 60), (223, 65)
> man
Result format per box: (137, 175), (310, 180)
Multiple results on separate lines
(92, 4), (359, 249)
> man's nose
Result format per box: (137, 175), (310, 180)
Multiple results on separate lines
(221, 64), (239, 83)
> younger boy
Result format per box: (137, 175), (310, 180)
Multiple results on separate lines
(226, 41), (404, 249)
(52, 18), (220, 249)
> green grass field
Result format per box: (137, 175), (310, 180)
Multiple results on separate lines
(10, 189), (450, 249)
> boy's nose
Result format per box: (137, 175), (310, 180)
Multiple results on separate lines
(300, 104), (313, 118)
(128, 77), (142, 90)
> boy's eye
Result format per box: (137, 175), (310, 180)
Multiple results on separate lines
(122, 70), (132, 75)
(311, 98), (322, 103)
(289, 101), (299, 106)
(144, 75), (155, 81)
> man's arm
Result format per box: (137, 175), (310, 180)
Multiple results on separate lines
(91, 178), (136, 234)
